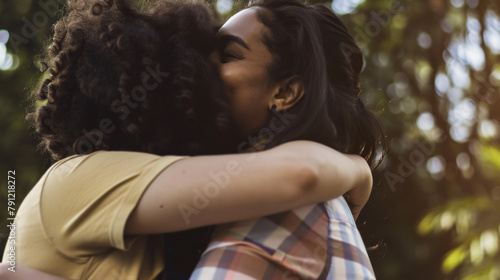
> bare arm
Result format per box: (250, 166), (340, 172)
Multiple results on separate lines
(0, 141), (370, 280)
(0, 263), (69, 280)
(125, 140), (371, 234)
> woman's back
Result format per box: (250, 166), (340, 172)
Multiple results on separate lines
(4, 151), (185, 280)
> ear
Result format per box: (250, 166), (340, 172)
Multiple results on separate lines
(269, 76), (304, 111)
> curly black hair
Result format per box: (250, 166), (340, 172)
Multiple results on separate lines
(27, 0), (240, 161)
(26, 1), (242, 278)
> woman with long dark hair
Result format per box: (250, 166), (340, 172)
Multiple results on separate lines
(0, 0), (375, 279)
(190, 0), (386, 278)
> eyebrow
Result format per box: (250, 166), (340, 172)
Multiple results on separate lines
(218, 34), (251, 51)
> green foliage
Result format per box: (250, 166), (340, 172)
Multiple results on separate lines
(419, 145), (500, 279)
(1, 0), (499, 279)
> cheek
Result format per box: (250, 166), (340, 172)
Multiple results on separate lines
(220, 65), (272, 134)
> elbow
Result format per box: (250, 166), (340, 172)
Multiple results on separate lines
(272, 149), (321, 206)
(293, 161), (319, 194)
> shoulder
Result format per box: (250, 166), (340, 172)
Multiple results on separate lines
(51, 151), (188, 179)
(39, 151), (188, 254)
(42, 151), (188, 203)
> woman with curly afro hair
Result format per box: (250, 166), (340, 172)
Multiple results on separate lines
(0, 0), (374, 279)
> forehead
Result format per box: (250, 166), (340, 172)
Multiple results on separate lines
(217, 8), (265, 41)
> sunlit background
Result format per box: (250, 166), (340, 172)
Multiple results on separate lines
(1, 0), (499, 279)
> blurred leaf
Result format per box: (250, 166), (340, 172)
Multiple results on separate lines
(418, 211), (438, 235)
(480, 230), (498, 257)
(442, 245), (466, 273)
(470, 239), (483, 266)
(481, 145), (500, 172)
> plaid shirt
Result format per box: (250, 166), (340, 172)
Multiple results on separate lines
(190, 196), (376, 279)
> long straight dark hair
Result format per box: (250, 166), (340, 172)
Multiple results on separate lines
(250, 0), (387, 168)
(167, 1), (388, 278)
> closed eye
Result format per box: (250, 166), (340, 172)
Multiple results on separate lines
(219, 50), (243, 63)
(215, 34), (248, 63)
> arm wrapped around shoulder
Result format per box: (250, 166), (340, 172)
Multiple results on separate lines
(125, 140), (372, 234)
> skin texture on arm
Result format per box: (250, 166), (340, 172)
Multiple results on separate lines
(125, 140), (371, 235)
(0, 263), (69, 280)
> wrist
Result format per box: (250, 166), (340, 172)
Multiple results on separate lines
(351, 155), (372, 192)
